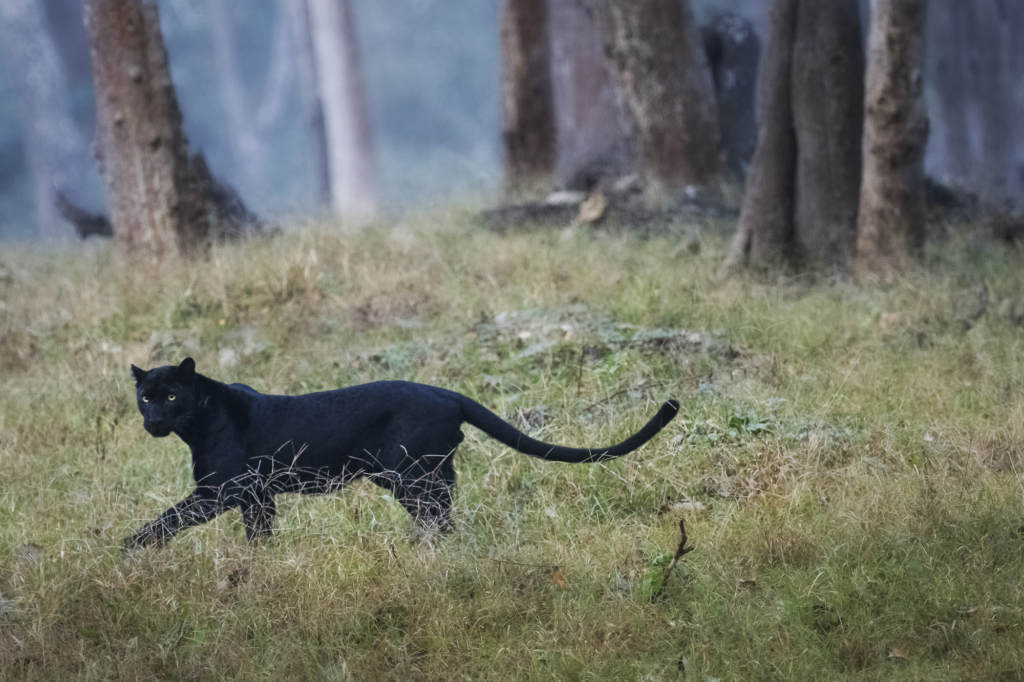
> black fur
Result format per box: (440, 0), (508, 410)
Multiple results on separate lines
(125, 358), (679, 547)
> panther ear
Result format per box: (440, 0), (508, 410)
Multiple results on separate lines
(178, 357), (196, 378)
(131, 365), (148, 385)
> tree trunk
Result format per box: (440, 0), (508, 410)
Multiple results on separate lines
(967, 0), (1014, 202)
(791, 0), (864, 267)
(500, 0), (558, 195)
(589, 0), (720, 193)
(1013, 1), (1024, 201)
(83, 0), (208, 261)
(208, 0), (293, 202)
(720, 0), (798, 276)
(284, 0), (331, 207)
(1010, 1), (1024, 201)
(305, 0), (380, 218)
(856, 0), (929, 277)
(927, 2), (970, 180)
(0, 0), (91, 240)
(549, 0), (627, 186)
(702, 12), (761, 182)
(927, 0), (1020, 203)
(722, 0), (865, 275)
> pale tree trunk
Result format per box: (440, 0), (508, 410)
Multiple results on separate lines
(305, 0), (380, 218)
(0, 0), (90, 240)
(720, 0), (798, 276)
(549, 0), (626, 185)
(284, 0), (330, 206)
(84, 0), (208, 261)
(501, 0), (558, 195)
(208, 0), (293, 200)
(791, 0), (864, 267)
(589, 0), (720, 193)
(856, 0), (929, 278)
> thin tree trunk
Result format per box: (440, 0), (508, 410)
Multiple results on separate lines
(0, 0), (90, 240)
(1011, 0), (1024, 201)
(549, 0), (626, 185)
(590, 0), (720, 193)
(305, 0), (380, 217)
(968, 0), (1014, 202)
(927, 2), (970, 180)
(720, 0), (798, 276)
(856, 0), (929, 278)
(791, 0), (864, 267)
(83, 0), (208, 261)
(208, 0), (293, 200)
(285, 0), (330, 207)
(501, 0), (558, 195)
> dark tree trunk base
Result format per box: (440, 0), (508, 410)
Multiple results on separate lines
(58, 152), (262, 241)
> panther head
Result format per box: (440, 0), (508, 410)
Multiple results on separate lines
(131, 358), (199, 438)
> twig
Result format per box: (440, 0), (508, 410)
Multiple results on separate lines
(654, 519), (695, 600)
(576, 346), (585, 397)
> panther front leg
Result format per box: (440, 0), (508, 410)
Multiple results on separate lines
(124, 490), (223, 549)
(241, 492), (276, 544)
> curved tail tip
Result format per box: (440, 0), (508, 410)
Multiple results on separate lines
(659, 399), (680, 425)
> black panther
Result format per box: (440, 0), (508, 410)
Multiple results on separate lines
(124, 358), (679, 547)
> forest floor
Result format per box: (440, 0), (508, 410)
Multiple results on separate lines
(1, 211), (1023, 681)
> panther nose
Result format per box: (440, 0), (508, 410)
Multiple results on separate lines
(148, 418), (165, 429)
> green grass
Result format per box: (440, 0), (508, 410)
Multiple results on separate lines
(2, 212), (1024, 680)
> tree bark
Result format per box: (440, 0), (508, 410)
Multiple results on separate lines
(1013, 1), (1024, 201)
(927, 2), (970, 180)
(208, 0), (293, 201)
(549, 0), (627, 186)
(927, 0), (1023, 203)
(83, 0), (208, 261)
(500, 0), (558, 195)
(1010, 1), (1024, 202)
(720, 0), (797, 276)
(967, 0), (1014, 202)
(305, 0), (380, 218)
(0, 0), (91, 240)
(702, 12), (761, 182)
(791, 0), (864, 267)
(590, 0), (720, 192)
(284, 0), (331, 207)
(856, 0), (929, 278)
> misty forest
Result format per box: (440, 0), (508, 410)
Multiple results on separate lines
(2, 0), (1024, 679)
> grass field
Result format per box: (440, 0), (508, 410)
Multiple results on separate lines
(1, 211), (1023, 680)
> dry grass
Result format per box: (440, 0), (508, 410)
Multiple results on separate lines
(1, 212), (1024, 680)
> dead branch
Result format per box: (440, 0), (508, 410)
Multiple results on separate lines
(654, 518), (695, 599)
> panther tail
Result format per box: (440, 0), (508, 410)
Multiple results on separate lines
(458, 396), (679, 463)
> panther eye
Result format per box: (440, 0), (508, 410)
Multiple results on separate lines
(168, 395), (176, 401)
(142, 396), (149, 403)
